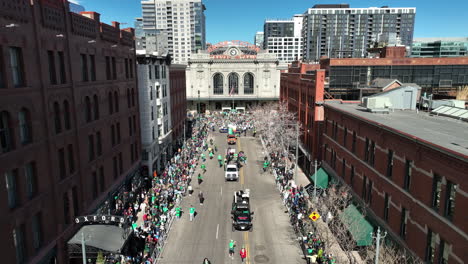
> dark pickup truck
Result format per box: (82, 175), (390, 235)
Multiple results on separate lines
(231, 190), (254, 231)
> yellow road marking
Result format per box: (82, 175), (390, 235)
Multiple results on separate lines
(243, 231), (251, 264)
(238, 138), (244, 186)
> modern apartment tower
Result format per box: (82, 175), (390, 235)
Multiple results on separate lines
(302, 4), (416, 61)
(254, 31), (264, 48)
(264, 14), (303, 63)
(140, 0), (206, 64)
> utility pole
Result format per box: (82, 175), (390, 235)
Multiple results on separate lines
(197, 90), (200, 127)
(314, 159), (317, 200)
(81, 232), (87, 264)
(372, 226), (387, 264)
(294, 123), (299, 184)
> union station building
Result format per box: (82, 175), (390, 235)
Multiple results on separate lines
(186, 40), (284, 112)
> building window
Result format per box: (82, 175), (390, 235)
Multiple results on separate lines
(243, 72), (254, 94)
(58, 51), (66, 84)
(333, 121), (338, 140)
(369, 140), (375, 166)
(67, 144), (75, 174)
(116, 122), (121, 143)
(93, 94), (99, 120)
(425, 229), (435, 263)
(150, 87), (153, 100)
(113, 156), (118, 179)
(108, 92), (113, 114)
(58, 148), (66, 179)
(404, 159), (412, 191)
(63, 192), (70, 224)
(350, 165), (355, 188)
(47, 51), (57, 84)
(400, 207), (408, 240)
(24, 161), (37, 199)
(444, 181), (457, 221)
(111, 124), (115, 146)
(126, 89), (131, 108)
(88, 134), (95, 161)
(384, 193), (390, 221)
(152, 126), (155, 140)
(386, 150), (393, 178)
(72, 186), (79, 216)
(114, 91), (119, 112)
(105, 56), (111, 80)
(431, 174), (442, 211)
(99, 166), (105, 193)
(112, 57), (117, 80)
(228, 72), (239, 94)
(128, 117), (133, 136)
(53, 102), (62, 134)
(362, 175), (367, 200)
(341, 159), (346, 177)
(364, 137), (369, 161)
(32, 212), (43, 251)
(352, 131), (356, 153)
(438, 239), (449, 264)
(92, 171), (98, 199)
(0, 111), (14, 153)
(151, 106), (154, 120)
(89, 55), (96, 81)
(13, 225), (26, 264)
(367, 179), (373, 204)
(124, 58), (129, 79)
(84, 96), (92, 123)
(129, 59), (134, 78)
(63, 100), (71, 130)
(96, 131), (102, 156)
(343, 127), (347, 147)
(5, 169), (18, 209)
(10, 47), (25, 87)
(18, 108), (32, 145)
(118, 152), (123, 174)
(132, 116), (136, 133)
(161, 65), (166, 78)
(155, 65), (160, 79)
(148, 65), (152, 79)
(131, 89), (136, 107)
(80, 54), (88, 81)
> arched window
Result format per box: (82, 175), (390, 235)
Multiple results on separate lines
(108, 92), (113, 114)
(84, 96), (92, 123)
(93, 94), (99, 120)
(63, 100), (71, 130)
(0, 111), (14, 152)
(228, 73), (239, 95)
(114, 91), (119, 112)
(18, 108), (32, 144)
(213, 73), (223, 95)
(54, 102), (62, 133)
(243, 73), (254, 94)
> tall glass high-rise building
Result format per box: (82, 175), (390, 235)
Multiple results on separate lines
(254, 31), (264, 48)
(411, 38), (468, 58)
(140, 0), (206, 64)
(263, 15), (303, 63)
(302, 4), (416, 61)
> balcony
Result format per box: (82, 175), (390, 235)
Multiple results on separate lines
(156, 98), (162, 106)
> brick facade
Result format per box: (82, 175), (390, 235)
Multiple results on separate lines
(0, 1), (139, 263)
(169, 64), (187, 149)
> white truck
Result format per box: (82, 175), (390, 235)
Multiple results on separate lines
(225, 164), (239, 181)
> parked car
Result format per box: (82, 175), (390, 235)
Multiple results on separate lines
(219, 127), (228, 133)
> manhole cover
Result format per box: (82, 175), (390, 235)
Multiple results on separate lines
(255, 245), (266, 250)
(254, 255), (270, 263)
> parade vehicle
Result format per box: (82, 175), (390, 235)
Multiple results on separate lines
(227, 134), (237, 144)
(219, 126), (228, 133)
(225, 164), (239, 181)
(231, 189), (253, 231)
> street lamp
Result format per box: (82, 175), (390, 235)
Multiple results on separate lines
(312, 159), (322, 201)
(371, 226), (388, 264)
(197, 90), (201, 127)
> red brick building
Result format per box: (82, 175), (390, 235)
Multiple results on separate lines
(280, 62), (324, 172)
(169, 64), (187, 149)
(281, 61), (468, 263)
(0, 1), (139, 263)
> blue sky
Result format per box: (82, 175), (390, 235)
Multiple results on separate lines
(72, 0), (468, 44)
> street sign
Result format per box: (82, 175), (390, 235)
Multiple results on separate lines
(309, 212), (320, 221)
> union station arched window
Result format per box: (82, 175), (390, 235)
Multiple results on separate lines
(213, 73), (223, 95)
(228, 73), (239, 95)
(243, 73), (254, 94)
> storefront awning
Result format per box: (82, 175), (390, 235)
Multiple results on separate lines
(309, 168), (329, 189)
(68, 225), (131, 253)
(339, 205), (373, 246)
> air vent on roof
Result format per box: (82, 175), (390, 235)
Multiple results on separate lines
(362, 97), (392, 113)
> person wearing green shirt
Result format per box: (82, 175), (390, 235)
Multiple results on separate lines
(189, 205), (196, 221)
(201, 164), (206, 174)
(317, 247), (323, 259)
(198, 173), (203, 185)
(209, 152), (214, 159)
(175, 207), (181, 219)
(201, 153), (206, 162)
(228, 240), (236, 259)
(263, 161), (269, 172)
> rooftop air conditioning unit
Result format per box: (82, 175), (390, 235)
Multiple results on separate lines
(362, 97), (392, 113)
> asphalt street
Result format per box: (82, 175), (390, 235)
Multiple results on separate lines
(158, 130), (304, 264)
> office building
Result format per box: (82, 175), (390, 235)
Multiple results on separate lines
(0, 1), (139, 263)
(169, 64), (187, 151)
(264, 15), (303, 63)
(140, 0), (206, 64)
(186, 40), (282, 112)
(254, 31), (264, 48)
(281, 64), (468, 264)
(68, 1), (85, 13)
(302, 4), (416, 61)
(412, 38), (468, 58)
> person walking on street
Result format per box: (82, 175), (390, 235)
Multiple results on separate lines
(201, 163), (206, 174)
(228, 240), (236, 259)
(198, 191), (204, 205)
(188, 185), (193, 196)
(189, 205), (196, 222)
(201, 153), (206, 162)
(175, 206), (181, 219)
(198, 174), (203, 185)
(239, 246), (247, 262)
(202, 258), (211, 264)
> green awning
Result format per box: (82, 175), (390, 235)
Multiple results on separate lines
(309, 168), (329, 189)
(339, 205), (373, 246)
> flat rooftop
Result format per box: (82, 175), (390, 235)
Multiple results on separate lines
(325, 101), (468, 160)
